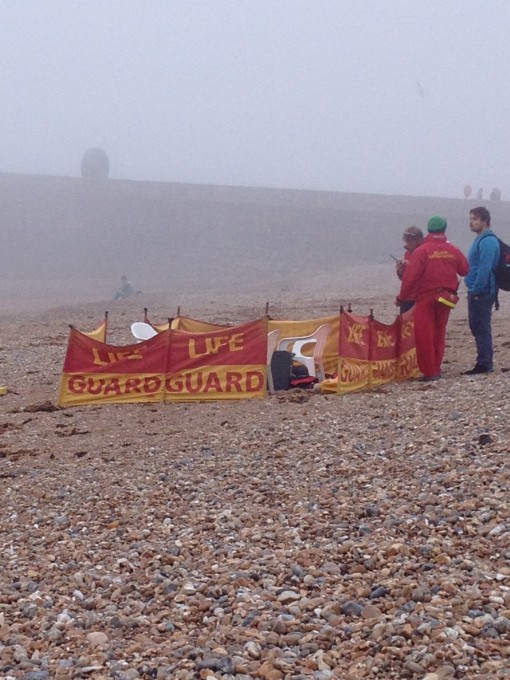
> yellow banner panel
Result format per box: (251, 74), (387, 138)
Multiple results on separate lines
(164, 364), (266, 402)
(171, 316), (229, 332)
(370, 359), (398, 387)
(397, 348), (420, 380)
(268, 315), (339, 375)
(337, 358), (371, 394)
(81, 320), (107, 343)
(59, 372), (166, 406)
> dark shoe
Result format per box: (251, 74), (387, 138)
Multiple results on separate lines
(463, 365), (492, 375)
(418, 375), (441, 382)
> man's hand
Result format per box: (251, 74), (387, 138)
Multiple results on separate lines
(396, 260), (406, 279)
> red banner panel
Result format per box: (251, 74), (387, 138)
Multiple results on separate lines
(165, 319), (267, 401)
(59, 328), (169, 406)
(337, 313), (371, 393)
(396, 308), (419, 380)
(337, 310), (419, 394)
(62, 327), (169, 374)
(59, 320), (268, 406)
(370, 318), (399, 386)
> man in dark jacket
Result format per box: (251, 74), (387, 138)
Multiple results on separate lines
(464, 206), (500, 374)
(398, 216), (469, 381)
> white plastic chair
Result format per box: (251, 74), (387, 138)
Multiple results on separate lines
(131, 322), (158, 342)
(266, 329), (281, 394)
(277, 323), (331, 382)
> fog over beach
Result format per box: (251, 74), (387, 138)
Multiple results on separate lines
(2, 3), (510, 678)
(3, 1), (510, 310)
(2, 171), (510, 316)
(2, 1), (510, 197)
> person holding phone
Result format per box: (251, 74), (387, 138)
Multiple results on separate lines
(395, 226), (424, 313)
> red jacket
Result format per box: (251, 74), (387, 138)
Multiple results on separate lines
(399, 233), (469, 302)
(396, 250), (411, 281)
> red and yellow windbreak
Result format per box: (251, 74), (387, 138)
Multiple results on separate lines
(396, 309), (420, 381)
(337, 312), (371, 393)
(166, 319), (267, 402)
(337, 309), (419, 394)
(153, 314), (340, 375)
(59, 319), (268, 406)
(59, 311), (421, 406)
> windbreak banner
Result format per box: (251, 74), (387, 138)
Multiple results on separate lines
(337, 313), (371, 393)
(58, 319), (268, 406)
(396, 309), (419, 381)
(149, 315), (339, 373)
(166, 319), (267, 402)
(58, 327), (169, 406)
(337, 310), (419, 394)
(370, 318), (399, 386)
(58, 311), (420, 406)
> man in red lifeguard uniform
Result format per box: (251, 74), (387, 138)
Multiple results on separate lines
(398, 216), (469, 381)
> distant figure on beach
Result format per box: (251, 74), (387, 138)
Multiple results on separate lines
(490, 187), (501, 201)
(464, 184), (472, 199)
(395, 226), (424, 313)
(397, 216), (469, 381)
(113, 275), (136, 300)
(476, 188), (484, 201)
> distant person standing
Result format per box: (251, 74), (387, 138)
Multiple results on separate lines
(395, 226), (424, 313)
(464, 206), (500, 374)
(476, 187), (484, 201)
(464, 184), (472, 199)
(113, 275), (136, 300)
(398, 216), (469, 381)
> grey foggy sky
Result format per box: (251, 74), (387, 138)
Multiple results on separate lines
(2, 1), (510, 198)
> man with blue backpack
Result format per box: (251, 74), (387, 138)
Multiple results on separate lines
(464, 206), (500, 375)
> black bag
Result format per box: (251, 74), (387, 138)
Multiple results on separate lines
(496, 238), (510, 291)
(291, 363), (310, 379)
(270, 351), (292, 391)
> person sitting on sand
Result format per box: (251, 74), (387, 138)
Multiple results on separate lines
(113, 275), (136, 300)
